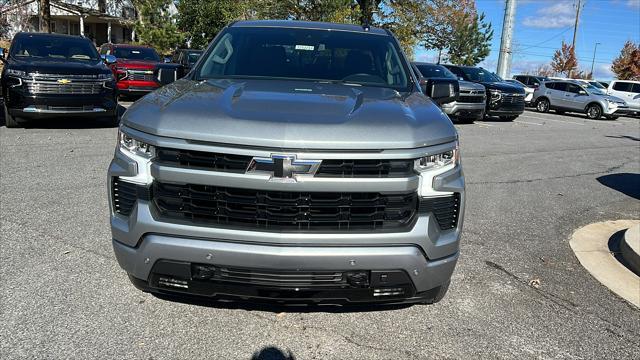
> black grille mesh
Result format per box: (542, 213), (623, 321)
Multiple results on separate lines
(419, 194), (461, 230)
(112, 178), (138, 216)
(152, 182), (418, 231)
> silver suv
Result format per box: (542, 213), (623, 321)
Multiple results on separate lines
(532, 80), (629, 119)
(108, 21), (465, 305)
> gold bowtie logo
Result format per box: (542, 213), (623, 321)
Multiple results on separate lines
(57, 79), (71, 84)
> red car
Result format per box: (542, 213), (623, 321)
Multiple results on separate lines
(99, 44), (171, 96)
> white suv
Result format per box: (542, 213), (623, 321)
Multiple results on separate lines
(607, 80), (640, 115)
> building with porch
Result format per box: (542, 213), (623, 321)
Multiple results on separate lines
(1, 0), (140, 45)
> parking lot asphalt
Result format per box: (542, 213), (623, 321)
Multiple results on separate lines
(1, 104), (639, 359)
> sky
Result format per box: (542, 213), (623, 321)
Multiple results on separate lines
(414, 0), (640, 80)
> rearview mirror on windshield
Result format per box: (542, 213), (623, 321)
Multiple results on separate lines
(422, 78), (459, 105)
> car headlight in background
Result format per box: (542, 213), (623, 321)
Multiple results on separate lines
(489, 89), (502, 100)
(415, 143), (459, 172)
(6, 69), (27, 78)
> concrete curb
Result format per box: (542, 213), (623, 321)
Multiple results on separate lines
(570, 220), (640, 308)
(621, 224), (640, 275)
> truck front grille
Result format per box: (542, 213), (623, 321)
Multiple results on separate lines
(156, 148), (416, 178)
(152, 182), (418, 231)
(25, 80), (103, 94)
(457, 95), (485, 103)
(211, 266), (346, 288)
(127, 70), (156, 82)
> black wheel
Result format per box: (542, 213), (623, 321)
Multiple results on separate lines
(586, 104), (603, 119)
(500, 115), (518, 121)
(3, 104), (22, 128)
(421, 281), (450, 305)
(536, 98), (550, 113)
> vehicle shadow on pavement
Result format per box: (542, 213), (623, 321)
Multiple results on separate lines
(152, 293), (413, 313)
(251, 346), (296, 360)
(0, 104), (127, 129)
(597, 173), (640, 200)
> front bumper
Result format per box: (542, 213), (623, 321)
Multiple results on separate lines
(441, 101), (485, 120)
(116, 80), (160, 94)
(108, 132), (465, 303)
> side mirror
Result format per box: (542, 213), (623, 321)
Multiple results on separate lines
(164, 57), (171, 63)
(102, 54), (117, 65)
(578, 90), (587, 95)
(422, 78), (460, 105)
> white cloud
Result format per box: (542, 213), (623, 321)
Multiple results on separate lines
(522, 2), (576, 29)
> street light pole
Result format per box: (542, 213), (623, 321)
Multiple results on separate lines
(590, 42), (601, 78)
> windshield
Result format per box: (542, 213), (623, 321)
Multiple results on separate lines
(584, 83), (605, 95)
(460, 67), (502, 82)
(197, 27), (409, 91)
(10, 35), (99, 61)
(113, 47), (160, 61)
(588, 81), (605, 89)
(415, 64), (457, 80)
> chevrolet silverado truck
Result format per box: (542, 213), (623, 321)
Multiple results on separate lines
(108, 20), (465, 305)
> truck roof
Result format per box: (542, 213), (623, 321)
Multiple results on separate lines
(230, 20), (389, 36)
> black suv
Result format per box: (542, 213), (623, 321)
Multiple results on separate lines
(1, 32), (117, 128)
(444, 65), (525, 121)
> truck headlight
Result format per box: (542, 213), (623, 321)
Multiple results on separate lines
(489, 89), (502, 100)
(117, 130), (155, 185)
(119, 130), (155, 159)
(415, 144), (459, 172)
(6, 69), (27, 78)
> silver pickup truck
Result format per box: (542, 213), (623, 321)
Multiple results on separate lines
(108, 20), (465, 305)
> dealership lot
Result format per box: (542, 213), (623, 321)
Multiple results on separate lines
(1, 106), (639, 359)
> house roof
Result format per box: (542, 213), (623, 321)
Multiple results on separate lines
(1, 0), (134, 24)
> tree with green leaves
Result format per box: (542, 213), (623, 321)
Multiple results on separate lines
(133, 0), (184, 54)
(446, 12), (493, 65)
(176, 0), (248, 49)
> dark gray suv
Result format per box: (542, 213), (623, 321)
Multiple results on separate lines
(108, 21), (465, 305)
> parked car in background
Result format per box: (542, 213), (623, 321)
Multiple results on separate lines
(99, 43), (180, 96)
(607, 80), (640, 116)
(532, 80), (629, 119)
(171, 49), (203, 78)
(505, 79), (534, 105)
(444, 65), (525, 121)
(512, 74), (549, 89)
(0, 32), (117, 128)
(108, 20), (464, 305)
(598, 81), (610, 88)
(412, 62), (485, 123)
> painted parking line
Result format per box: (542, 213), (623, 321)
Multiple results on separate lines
(522, 115), (585, 125)
(474, 121), (496, 127)
(524, 112), (622, 125)
(514, 120), (543, 126)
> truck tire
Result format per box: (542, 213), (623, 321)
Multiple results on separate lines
(3, 104), (21, 128)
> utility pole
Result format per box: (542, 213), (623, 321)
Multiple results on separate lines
(590, 42), (600, 78)
(497, 0), (517, 79)
(572, 0), (582, 49)
(570, 0), (583, 77)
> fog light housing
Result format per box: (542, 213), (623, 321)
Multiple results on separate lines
(346, 271), (370, 288)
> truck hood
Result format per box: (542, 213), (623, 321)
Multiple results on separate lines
(458, 80), (485, 92)
(8, 58), (110, 75)
(122, 79), (457, 150)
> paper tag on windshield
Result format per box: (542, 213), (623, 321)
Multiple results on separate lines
(295, 45), (314, 51)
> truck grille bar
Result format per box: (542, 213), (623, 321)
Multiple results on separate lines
(152, 182), (418, 231)
(24, 80), (103, 95)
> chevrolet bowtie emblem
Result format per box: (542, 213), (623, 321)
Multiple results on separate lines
(57, 79), (71, 84)
(246, 154), (322, 183)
